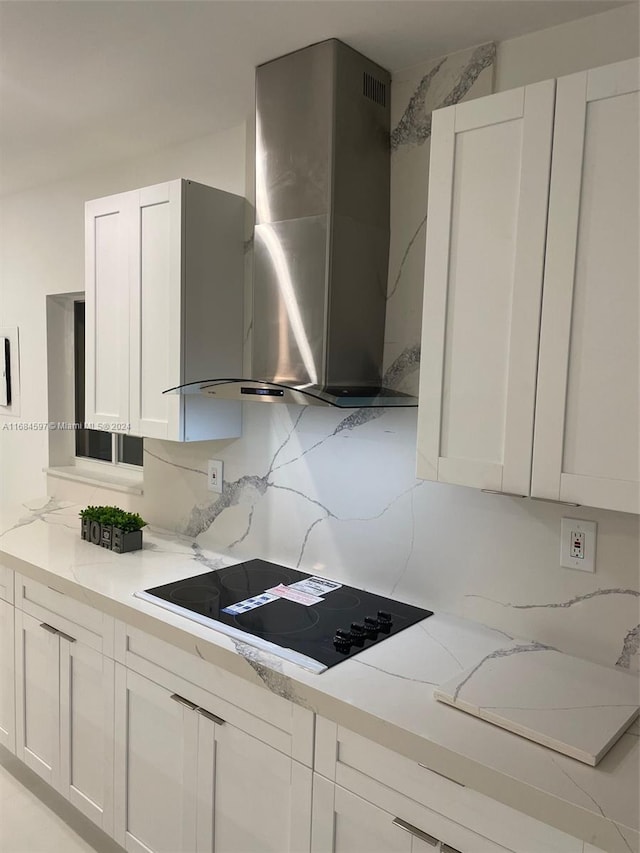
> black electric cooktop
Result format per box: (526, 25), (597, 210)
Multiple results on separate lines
(139, 559), (433, 671)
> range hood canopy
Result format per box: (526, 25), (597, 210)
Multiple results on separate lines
(167, 39), (417, 409)
(165, 378), (416, 408)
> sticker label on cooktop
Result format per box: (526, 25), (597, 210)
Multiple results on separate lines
(288, 576), (342, 596)
(267, 584), (324, 606)
(222, 592), (279, 615)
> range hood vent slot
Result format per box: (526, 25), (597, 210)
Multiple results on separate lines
(363, 71), (386, 106)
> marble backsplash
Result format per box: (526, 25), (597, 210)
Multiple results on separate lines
(384, 41), (496, 389)
(72, 44), (640, 674)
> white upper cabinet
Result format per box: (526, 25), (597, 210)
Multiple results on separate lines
(417, 58), (640, 513)
(85, 191), (132, 431)
(532, 60), (640, 514)
(418, 80), (555, 495)
(85, 179), (244, 442)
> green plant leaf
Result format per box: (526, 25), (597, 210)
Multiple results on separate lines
(79, 505), (146, 532)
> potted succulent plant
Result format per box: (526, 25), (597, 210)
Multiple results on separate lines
(79, 505), (146, 553)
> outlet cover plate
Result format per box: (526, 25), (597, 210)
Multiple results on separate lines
(207, 459), (223, 494)
(561, 518), (596, 572)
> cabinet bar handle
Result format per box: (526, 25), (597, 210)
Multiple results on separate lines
(418, 764), (465, 787)
(441, 845), (463, 853)
(170, 693), (198, 710)
(39, 622), (58, 635)
(56, 630), (76, 643)
(481, 489), (526, 498)
(196, 707), (225, 725)
(392, 818), (438, 846)
(530, 496), (580, 507)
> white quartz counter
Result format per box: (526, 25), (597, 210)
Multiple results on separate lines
(1, 498), (638, 853)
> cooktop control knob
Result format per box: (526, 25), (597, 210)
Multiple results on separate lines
(350, 622), (366, 643)
(333, 629), (351, 652)
(377, 610), (392, 630)
(363, 616), (379, 636)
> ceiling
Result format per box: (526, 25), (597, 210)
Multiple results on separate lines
(0, 0), (627, 197)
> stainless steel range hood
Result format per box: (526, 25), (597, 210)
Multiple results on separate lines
(168, 39), (417, 408)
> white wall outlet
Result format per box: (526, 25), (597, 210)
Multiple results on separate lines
(561, 518), (596, 572)
(207, 459), (223, 494)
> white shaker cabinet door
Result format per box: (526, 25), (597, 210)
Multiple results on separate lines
(128, 181), (183, 441)
(85, 191), (133, 431)
(114, 666), (199, 853)
(311, 776), (413, 853)
(85, 179), (243, 443)
(196, 711), (312, 853)
(14, 610), (61, 788)
(417, 81), (555, 495)
(532, 59), (640, 513)
(59, 636), (115, 836)
(0, 598), (15, 753)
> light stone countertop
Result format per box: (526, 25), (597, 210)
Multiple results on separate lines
(1, 498), (638, 853)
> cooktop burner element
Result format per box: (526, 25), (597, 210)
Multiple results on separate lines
(137, 559), (433, 671)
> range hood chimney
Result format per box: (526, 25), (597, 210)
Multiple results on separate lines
(168, 39), (417, 408)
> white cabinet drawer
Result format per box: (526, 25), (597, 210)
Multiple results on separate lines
(115, 621), (314, 766)
(312, 774), (513, 853)
(316, 719), (582, 853)
(0, 564), (13, 604)
(15, 575), (114, 655)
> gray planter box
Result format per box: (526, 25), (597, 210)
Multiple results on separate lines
(80, 520), (142, 553)
(112, 527), (142, 554)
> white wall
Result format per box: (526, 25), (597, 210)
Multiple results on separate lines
(496, 3), (639, 90)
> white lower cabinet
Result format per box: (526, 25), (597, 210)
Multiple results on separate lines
(311, 773), (508, 853)
(202, 719), (311, 853)
(60, 632), (115, 831)
(0, 597), (15, 752)
(15, 610), (61, 787)
(114, 667), (197, 853)
(312, 776), (415, 853)
(14, 608), (115, 835)
(0, 564), (14, 604)
(314, 718), (587, 853)
(2, 579), (614, 853)
(114, 664), (312, 853)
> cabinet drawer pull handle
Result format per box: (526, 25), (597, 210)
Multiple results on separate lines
(196, 707), (225, 725)
(530, 497), (580, 507)
(39, 622), (58, 635)
(418, 764), (465, 787)
(481, 489), (526, 499)
(392, 818), (438, 846)
(441, 845), (463, 853)
(170, 693), (198, 710)
(56, 630), (76, 643)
